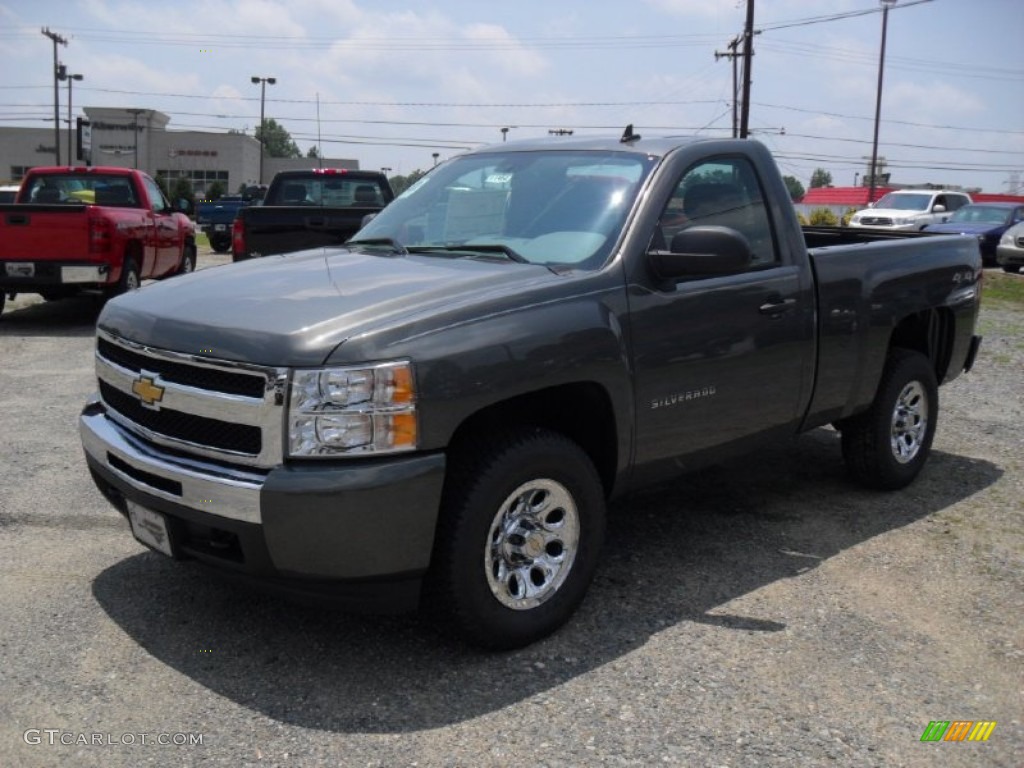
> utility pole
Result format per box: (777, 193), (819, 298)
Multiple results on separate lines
(41, 27), (68, 165)
(738, 0), (755, 139)
(715, 36), (741, 138)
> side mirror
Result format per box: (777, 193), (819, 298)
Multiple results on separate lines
(932, 204), (946, 213)
(648, 226), (752, 282)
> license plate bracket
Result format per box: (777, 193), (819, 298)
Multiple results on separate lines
(127, 500), (175, 557)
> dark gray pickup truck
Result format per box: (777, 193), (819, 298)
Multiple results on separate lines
(80, 134), (982, 649)
(231, 168), (393, 261)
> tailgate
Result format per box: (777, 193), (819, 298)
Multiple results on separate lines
(242, 206), (368, 256)
(1, 204), (90, 259)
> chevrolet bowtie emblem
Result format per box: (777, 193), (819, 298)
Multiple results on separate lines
(131, 374), (166, 408)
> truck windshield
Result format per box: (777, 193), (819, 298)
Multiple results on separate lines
(354, 149), (657, 271)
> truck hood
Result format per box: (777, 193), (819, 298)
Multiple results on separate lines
(922, 221), (1001, 235)
(98, 247), (561, 366)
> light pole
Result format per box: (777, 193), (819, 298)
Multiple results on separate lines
(500, 127), (510, 142)
(868, 0), (897, 204)
(251, 76), (276, 184)
(61, 71), (83, 164)
(381, 166), (392, 177)
(432, 152), (440, 167)
(127, 109), (145, 169)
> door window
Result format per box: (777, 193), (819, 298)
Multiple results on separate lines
(655, 156), (778, 268)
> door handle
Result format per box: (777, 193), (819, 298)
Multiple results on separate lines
(759, 297), (797, 317)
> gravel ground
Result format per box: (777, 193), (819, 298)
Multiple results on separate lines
(0, 254), (1020, 767)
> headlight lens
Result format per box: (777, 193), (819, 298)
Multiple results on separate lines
(288, 361), (417, 457)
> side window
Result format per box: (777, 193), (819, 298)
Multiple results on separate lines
(654, 156), (778, 267)
(950, 195), (969, 211)
(142, 176), (169, 213)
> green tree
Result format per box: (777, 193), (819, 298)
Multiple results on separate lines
(154, 174), (170, 199)
(205, 180), (225, 200)
(782, 175), (805, 201)
(255, 118), (302, 158)
(170, 176), (195, 208)
(809, 168), (833, 189)
(389, 169), (427, 196)
(306, 146), (320, 158)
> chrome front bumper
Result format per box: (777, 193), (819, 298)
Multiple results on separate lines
(80, 396), (266, 525)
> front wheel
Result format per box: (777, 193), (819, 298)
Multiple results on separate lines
(1002, 265), (1021, 274)
(427, 429), (606, 649)
(840, 349), (938, 490)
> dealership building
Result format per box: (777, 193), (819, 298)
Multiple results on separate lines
(0, 106), (359, 194)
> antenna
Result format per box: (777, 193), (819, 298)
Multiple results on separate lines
(620, 124), (641, 144)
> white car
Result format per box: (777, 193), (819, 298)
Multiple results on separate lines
(996, 221), (1024, 274)
(848, 189), (972, 231)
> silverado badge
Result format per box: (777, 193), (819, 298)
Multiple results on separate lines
(131, 373), (166, 409)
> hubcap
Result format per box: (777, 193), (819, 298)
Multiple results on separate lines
(125, 271), (140, 291)
(485, 479), (580, 610)
(890, 380), (928, 464)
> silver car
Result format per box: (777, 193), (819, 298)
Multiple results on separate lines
(996, 221), (1024, 274)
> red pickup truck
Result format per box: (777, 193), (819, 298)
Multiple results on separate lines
(0, 167), (196, 317)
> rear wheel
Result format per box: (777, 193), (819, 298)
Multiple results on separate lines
(427, 428), (606, 649)
(1002, 265), (1021, 274)
(106, 257), (141, 298)
(179, 245), (197, 274)
(840, 349), (938, 490)
(0, 291), (5, 317)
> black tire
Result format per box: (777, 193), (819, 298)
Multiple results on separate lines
(179, 245), (197, 274)
(1001, 265), (1021, 274)
(0, 291), (5, 317)
(211, 241), (231, 254)
(840, 349), (938, 490)
(427, 428), (606, 649)
(107, 257), (141, 298)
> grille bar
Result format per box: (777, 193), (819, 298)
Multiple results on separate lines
(100, 381), (262, 455)
(97, 337), (266, 398)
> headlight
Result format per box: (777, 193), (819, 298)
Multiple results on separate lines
(850, 215), (861, 224)
(999, 231), (1013, 244)
(288, 361), (417, 457)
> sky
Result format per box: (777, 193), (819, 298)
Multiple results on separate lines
(1, 0), (1022, 193)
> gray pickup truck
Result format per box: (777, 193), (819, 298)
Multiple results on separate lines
(80, 134), (982, 649)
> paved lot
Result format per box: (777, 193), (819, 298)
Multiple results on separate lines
(0, 251), (1020, 767)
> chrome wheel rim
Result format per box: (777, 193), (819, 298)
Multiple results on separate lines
(125, 270), (140, 291)
(485, 478), (580, 610)
(183, 253), (195, 273)
(890, 380), (928, 464)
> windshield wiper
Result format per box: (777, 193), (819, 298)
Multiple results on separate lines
(423, 243), (530, 263)
(346, 237), (408, 254)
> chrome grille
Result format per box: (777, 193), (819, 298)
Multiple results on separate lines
(94, 329), (289, 468)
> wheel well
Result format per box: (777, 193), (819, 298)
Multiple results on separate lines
(446, 383), (618, 497)
(889, 307), (955, 383)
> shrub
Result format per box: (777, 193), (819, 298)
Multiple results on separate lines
(808, 207), (838, 226)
